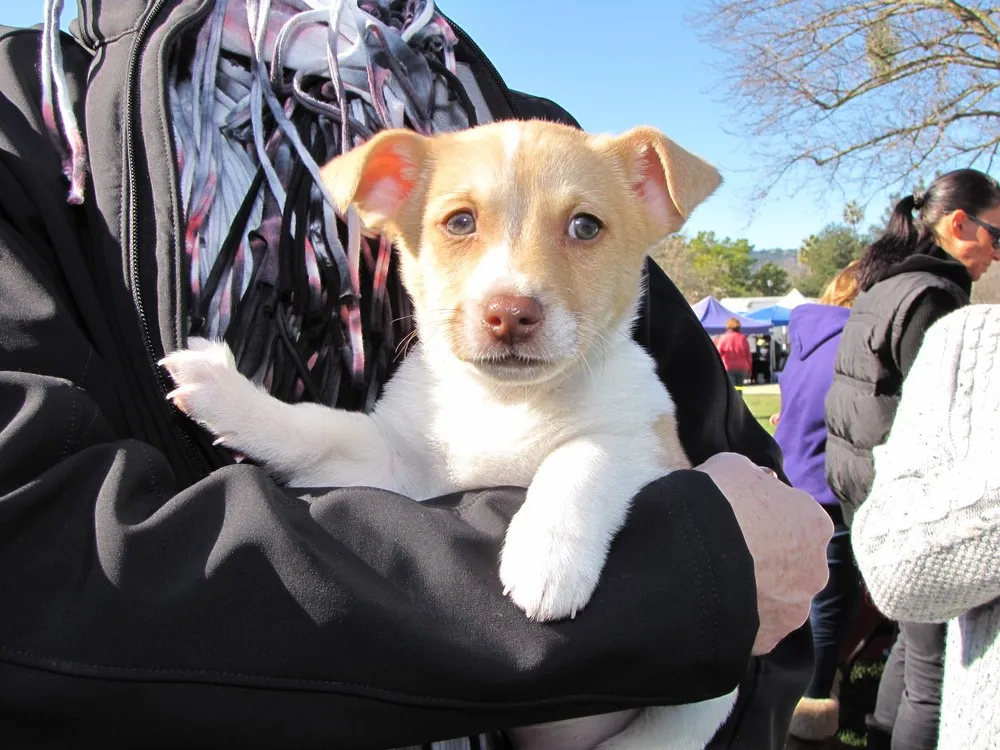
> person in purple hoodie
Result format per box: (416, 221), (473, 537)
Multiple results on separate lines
(772, 261), (862, 742)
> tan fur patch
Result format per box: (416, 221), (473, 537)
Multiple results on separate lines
(654, 413), (691, 470)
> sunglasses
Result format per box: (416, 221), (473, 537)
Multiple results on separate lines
(968, 215), (1000, 249)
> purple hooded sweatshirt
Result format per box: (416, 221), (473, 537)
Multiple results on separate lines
(774, 303), (852, 506)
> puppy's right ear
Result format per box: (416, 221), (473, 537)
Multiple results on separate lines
(320, 129), (428, 233)
(608, 126), (721, 239)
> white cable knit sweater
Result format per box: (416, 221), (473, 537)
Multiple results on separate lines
(852, 304), (1000, 750)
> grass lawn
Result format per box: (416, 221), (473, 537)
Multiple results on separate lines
(740, 390), (781, 435)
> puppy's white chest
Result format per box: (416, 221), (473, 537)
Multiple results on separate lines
(429, 396), (554, 490)
(374, 342), (678, 499)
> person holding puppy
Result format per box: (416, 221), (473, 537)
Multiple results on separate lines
(0, 2), (829, 748)
(826, 169), (1000, 749)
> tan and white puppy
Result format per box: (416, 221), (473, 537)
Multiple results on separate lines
(162, 120), (733, 749)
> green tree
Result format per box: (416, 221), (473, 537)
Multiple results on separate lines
(687, 231), (756, 298)
(796, 224), (865, 296)
(747, 261), (791, 296)
(650, 233), (789, 301)
(843, 200), (864, 230)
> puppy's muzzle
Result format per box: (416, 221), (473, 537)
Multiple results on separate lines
(482, 294), (544, 345)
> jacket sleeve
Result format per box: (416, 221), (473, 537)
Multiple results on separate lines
(638, 261), (785, 476)
(0, 37), (757, 750)
(853, 306), (1000, 623)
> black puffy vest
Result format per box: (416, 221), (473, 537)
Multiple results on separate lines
(824, 269), (968, 525)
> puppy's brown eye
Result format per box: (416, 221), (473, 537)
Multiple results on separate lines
(444, 211), (476, 236)
(568, 213), (602, 241)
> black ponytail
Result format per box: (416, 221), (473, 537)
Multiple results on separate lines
(857, 168), (1000, 292)
(856, 195), (922, 292)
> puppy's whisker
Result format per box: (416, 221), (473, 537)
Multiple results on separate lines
(392, 308), (464, 361)
(573, 316), (618, 382)
(395, 330), (420, 358)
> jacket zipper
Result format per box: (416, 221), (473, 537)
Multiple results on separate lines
(125, 0), (213, 478)
(440, 12), (520, 120)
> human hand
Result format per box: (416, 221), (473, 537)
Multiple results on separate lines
(769, 412), (780, 427)
(696, 453), (832, 655)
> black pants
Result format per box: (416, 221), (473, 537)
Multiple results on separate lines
(805, 505), (861, 698)
(870, 621), (944, 750)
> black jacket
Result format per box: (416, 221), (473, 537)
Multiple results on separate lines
(0, 3), (810, 748)
(825, 247), (971, 525)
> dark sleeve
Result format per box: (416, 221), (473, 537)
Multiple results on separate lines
(509, 89), (583, 127)
(897, 289), (964, 379)
(0, 40), (756, 750)
(637, 260), (785, 477)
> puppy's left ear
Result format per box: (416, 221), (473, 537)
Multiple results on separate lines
(613, 126), (721, 237)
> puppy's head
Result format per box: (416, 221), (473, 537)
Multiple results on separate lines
(322, 120), (720, 385)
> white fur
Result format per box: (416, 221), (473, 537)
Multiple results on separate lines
(502, 121), (522, 164)
(464, 241), (529, 298)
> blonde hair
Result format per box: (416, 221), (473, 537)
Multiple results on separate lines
(819, 260), (861, 308)
(725, 317), (742, 332)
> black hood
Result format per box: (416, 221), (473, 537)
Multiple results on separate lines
(877, 241), (973, 297)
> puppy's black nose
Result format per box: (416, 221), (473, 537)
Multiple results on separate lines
(483, 295), (544, 344)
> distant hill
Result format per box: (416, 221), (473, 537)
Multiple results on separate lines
(752, 247), (805, 277)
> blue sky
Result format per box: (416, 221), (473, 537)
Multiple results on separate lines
(2, 1), (892, 250)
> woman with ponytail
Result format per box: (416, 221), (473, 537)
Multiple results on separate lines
(825, 168), (1000, 750)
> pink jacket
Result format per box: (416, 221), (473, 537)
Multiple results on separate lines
(714, 330), (752, 373)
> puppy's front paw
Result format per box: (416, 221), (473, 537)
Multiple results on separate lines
(159, 338), (247, 440)
(499, 509), (606, 622)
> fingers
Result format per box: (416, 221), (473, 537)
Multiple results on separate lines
(694, 451), (833, 656)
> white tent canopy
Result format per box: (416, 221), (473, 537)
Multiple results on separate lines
(719, 295), (780, 314)
(721, 288), (814, 314)
(775, 289), (811, 309)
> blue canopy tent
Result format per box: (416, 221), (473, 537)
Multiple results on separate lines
(691, 296), (771, 336)
(747, 305), (792, 327)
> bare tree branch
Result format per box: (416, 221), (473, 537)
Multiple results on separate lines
(693, 0), (1000, 198)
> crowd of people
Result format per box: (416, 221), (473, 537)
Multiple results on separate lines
(771, 168), (1000, 749)
(0, 2), (997, 748)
